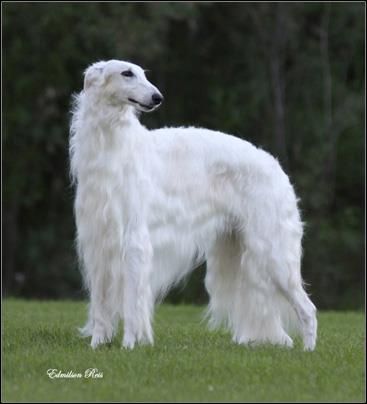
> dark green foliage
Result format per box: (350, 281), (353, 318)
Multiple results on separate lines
(3, 3), (364, 308)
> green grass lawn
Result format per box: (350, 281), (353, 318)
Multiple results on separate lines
(3, 299), (365, 402)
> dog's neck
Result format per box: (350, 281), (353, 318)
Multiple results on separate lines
(82, 92), (140, 132)
(70, 90), (147, 181)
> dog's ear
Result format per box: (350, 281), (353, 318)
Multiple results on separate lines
(83, 63), (105, 90)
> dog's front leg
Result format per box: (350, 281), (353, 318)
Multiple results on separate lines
(122, 230), (154, 349)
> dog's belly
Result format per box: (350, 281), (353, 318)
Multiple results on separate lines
(147, 183), (229, 298)
(149, 198), (227, 249)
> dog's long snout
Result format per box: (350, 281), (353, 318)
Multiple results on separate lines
(152, 93), (163, 105)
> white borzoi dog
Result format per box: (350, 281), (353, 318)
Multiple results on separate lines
(70, 59), (317, 351)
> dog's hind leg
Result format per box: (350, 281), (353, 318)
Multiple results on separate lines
(285, 287), (317, 351)
(233, 245), (295, 348)
(275, 272), (317, 351)
(265, 229), (317, 351)
(265, 223), (317, 351)
(206, 232), (294, 348)
(205, 233), (240, 331)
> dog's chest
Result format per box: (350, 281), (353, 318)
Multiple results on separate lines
(75, 149), (141, 229)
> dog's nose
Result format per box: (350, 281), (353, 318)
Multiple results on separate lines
(152, 93), (163, 105)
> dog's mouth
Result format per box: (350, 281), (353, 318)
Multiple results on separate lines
(128, 98), (155, 112)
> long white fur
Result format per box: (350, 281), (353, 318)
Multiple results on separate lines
(70, 59), (317, 351)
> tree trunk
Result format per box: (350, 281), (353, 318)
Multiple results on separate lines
(320, 4), (337, 208)
(270, 3), (289, 169)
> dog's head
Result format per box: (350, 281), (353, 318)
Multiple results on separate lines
(83, 60), (163, 112)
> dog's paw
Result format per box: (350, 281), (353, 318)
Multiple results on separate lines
(303, 334), (316, 351)
(122, 338), (135, 350)
(122, 331), (136, 350)
(90, 328), (112, 349)
(281, 334), (294, 349)
(91, 334), (108, 349)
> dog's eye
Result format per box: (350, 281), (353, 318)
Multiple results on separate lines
(121, 70), (134, 78)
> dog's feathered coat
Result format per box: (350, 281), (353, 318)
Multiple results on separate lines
(70, 60), (317, 350)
